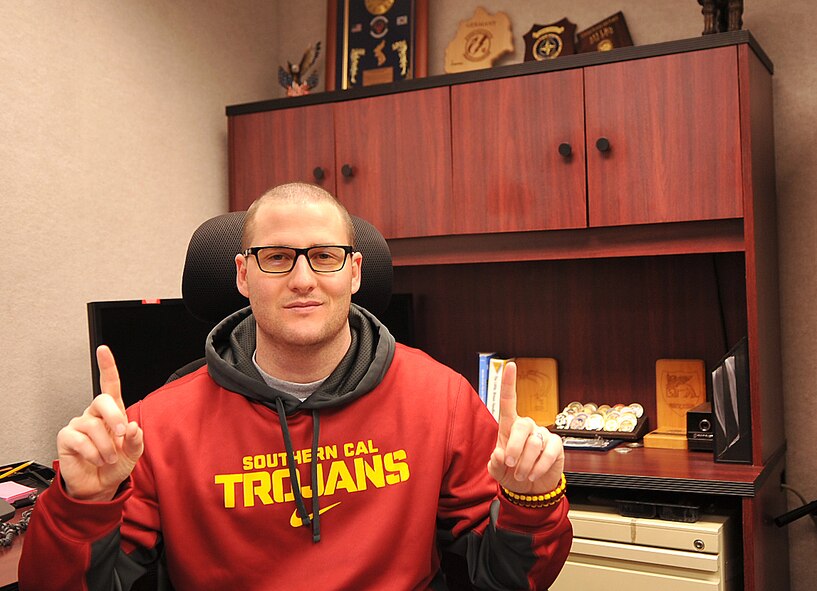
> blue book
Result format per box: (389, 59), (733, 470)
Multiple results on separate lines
(477, 352), (497, 405)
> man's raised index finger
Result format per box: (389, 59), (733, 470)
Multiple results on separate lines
(96, 345), (123, 408)
(498, 361), (518, 427)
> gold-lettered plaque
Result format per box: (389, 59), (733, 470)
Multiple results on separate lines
(444, 7), (513, 74)
(523, 19), (577, 61)
(576, 11), (633, 53)
(328, 0), (428, 90)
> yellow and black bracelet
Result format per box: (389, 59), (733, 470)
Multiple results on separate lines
(501, 473), (567, 508)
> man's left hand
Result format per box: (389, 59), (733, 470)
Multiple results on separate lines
(487, 361), (564, 494)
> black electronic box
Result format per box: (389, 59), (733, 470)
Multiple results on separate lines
(686, 401), (714, 452)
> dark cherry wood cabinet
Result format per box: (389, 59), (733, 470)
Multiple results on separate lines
(227, 32), (786, 591)
(229, 102), (336, 206)
(584, 46), (744, 227)
(332, 87), (452, 238)
(450, 68), (587, 234)
(229, 87), (451, 239)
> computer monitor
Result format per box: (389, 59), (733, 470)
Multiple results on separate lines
(87, 294), (415, 408)
(87, 299), (216, 408)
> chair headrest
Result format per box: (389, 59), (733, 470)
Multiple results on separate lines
(181, 211), (393, 323)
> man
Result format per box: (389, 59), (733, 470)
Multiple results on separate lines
(19, 183), (571, 590)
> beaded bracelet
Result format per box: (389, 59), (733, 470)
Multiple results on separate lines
(501, 473), (567, 508)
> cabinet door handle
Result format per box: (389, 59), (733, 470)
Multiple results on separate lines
(313, 166), (325, 180)
(596, 137), (611, 152)
(558, 143), (572, 157)
(341, 164), (354, 178)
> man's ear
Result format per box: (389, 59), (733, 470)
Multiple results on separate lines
(350, 251), (363, 295)
(235, 253), (250, 298)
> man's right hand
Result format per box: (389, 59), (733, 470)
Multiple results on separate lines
(56, 345), (144, 501)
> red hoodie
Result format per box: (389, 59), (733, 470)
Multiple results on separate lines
(20, 306), (571, 590)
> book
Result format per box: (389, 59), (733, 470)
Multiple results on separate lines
(477, 352), (497, 405)
(486, 357), (511, 421)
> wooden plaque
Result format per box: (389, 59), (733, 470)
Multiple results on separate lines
(654, 359), (707, 433)
(444, 7), (513, 74)
(523, 19), (577, 61)
(515, 357), (559, 426)
(576, 11), (633, 53)
(645, 359), (706, 449)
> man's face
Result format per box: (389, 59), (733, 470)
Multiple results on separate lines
(235, 200), (362, 351)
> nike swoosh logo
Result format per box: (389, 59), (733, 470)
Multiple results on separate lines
(289, 501), (342, 527)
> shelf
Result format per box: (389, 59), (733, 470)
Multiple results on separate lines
(388, 219), (744, 267)
(564, 444), (784, 497)
(226, 31), (771, 117)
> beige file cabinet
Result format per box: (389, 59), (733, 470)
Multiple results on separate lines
(551, 504), (737, 591)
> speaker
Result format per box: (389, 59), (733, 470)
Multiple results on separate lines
(686, 401), (714, 452)
(711, 337), (752, 464)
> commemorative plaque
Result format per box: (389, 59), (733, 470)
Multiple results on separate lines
(523, 18), (577, 61)
(576, 11), (633, 53)
(643, 359), (706, 450)
(444, 7), (513, 74)
(330, 0), (426, 90)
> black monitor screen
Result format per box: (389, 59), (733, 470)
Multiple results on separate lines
(87, 299), (216, 408)
(88, 294), (415, 408)
(379, 293), (415, 348)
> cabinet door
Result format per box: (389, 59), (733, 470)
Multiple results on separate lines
(333, 87), (452, 239)
(228, 103), (336, 211)
(451, 70), (587, 234)
(584, 47), (742, 227)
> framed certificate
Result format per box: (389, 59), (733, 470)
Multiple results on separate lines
(326, 0), (428, 91)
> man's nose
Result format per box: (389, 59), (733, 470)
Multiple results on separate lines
(288, 253), (317, 284)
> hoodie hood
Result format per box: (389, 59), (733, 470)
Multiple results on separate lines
(204, 303), (396, 414)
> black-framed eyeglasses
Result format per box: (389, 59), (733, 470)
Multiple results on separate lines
(242, 245), (355, 274)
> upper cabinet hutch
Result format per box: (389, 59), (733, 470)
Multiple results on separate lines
(226, 32), (786, 590)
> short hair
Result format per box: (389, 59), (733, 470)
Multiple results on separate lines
(240, 182), (356, 250)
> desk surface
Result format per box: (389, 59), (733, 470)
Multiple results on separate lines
(564, 444), (777, 496)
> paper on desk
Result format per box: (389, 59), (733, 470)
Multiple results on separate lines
(0, 481), (37, 503)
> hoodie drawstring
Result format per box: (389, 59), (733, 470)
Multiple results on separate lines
(274, 398), (322, 543)
(309, 410), (321, 543)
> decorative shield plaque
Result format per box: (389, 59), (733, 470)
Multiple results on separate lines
(576, 11), (633, 53)
(523, 18), (577, 61)
(444, 7), (513, 74)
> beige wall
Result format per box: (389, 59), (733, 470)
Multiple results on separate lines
(0, 0), (279, 461)
(2, 0), (815, 588)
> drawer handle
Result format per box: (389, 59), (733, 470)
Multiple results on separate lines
(558, 143), (572, 157)
(313, 166), (325, 180)
(341, 164), (354, 178)
(596, 137), (611, 153)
